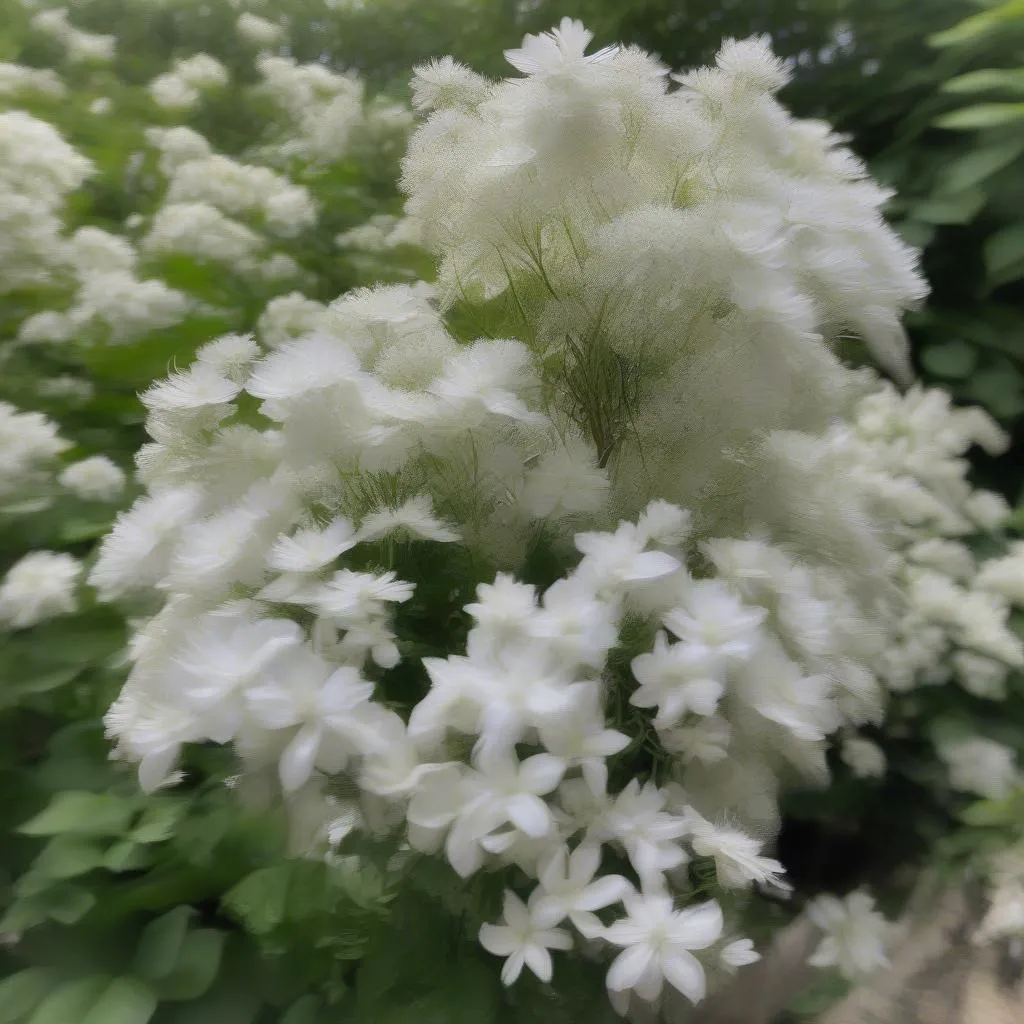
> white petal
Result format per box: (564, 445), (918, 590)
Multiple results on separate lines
(672, 900), (723, 950)
(661, 948), (706, 1004)
(607, 944), (655, 992)
(500, 949), (526, 986)
(279, 724), (322, 793)
(578, 874), (633, 912)
(506, 793), (553, 838)
(625, 550), (681, 581)
(524, 944), (553, 982)
(520, 753), (569, 790)
(479, 923), (517, 957)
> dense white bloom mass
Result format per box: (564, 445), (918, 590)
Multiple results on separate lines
(89, 19), (1017, 1014)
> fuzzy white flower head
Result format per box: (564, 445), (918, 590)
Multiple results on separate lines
(0, 551), (81, 629)
(59, 455), (126, 501)
(410, 56), (491, 112)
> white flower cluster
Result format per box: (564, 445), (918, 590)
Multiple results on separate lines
(255, 54), (408, 164)
(0, 110), (93, 294)
(89, 18), (1015, 1014)
(140, 123), (317, 273)
(236, 11), (285, 46)
(59, 455), (126, 502)
(0, 401), (69, 497)
(401, 22), (926, 557)
(162, 152), (317, 237)
(31, 7), (115, 63)
(0, 551), (81, 629)
(149, 53), (229, 110)
(336, 213), (423, 252)
(18, 225), (191, 344)
(0, 62), (65, 98)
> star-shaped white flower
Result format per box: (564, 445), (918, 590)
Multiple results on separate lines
(479, 889), (573, 985)
(603, 893), (723, 1004)
(533, 843), (632, 937)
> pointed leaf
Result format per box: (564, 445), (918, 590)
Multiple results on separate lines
(27, 976), (107, 1024)
(134, 907), (195, 982)
(80, 978), (156, 1024)
(156, 929), (225, 1001)
(20, 792), (133, 838)
(223, 866), (291, 935)
(0, 968), (58, 1024)
(935, 103), (1024, 130)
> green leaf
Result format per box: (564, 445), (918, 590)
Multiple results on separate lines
(223, 865), (291, 935)
(44, 884), (97, 925)
(80, 978), (157, 1024)
(985, 224), (1024, 278)
(911, 188), (986, 225)
(32, 836), (106, 880)
(930, 0), (1024, 46)
(0, 969), (58, 1024)
(20, 791), (133, 838)
(156, 930), (226, 1001)
(966, 367), (1024, 418)
(132, 800), (188, 844)
(921, 340), (978, 379)
(943, 68), (1024, 95)
(26, 976), (108, 1024)
(935, 103), (1024, 130)
(134, 907), (195, 982)
(104, 841), (155, 873)
(937, 139), (1024, 193)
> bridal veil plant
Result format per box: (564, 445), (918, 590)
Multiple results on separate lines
(75, 14), (1024, 1021)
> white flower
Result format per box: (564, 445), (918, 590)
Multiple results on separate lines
(603, 780), (689, 885)
(720, 937), (761, 970)
(533, 843), (632, 937)
(452, 748), (566, 864)
(683, 807), (788, 890)
(662, 581), (767, 662)
(952, 650), (1008, 701)
(840, 736), (886, 779)
(267, 519), (358, 573)
(807, 891), (892, 979)
(603, 893), (723, 1005)
(410, 56), (490, 113)
(504, 18), (619, 78)
(307, 569), (415, 624)
(631, 631), (725, 729)
(0, 551), (80, 629)
(354, 494), (459, 543)
(479, 889), (573, 985)
(59, 455), (126, 501)
(660, 717), (732, 765)
(246, 658), (380, 792)
(575, 522), (681, 595)
(938, 736), (1017, 800)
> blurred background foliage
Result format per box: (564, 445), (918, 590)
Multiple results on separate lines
(1, 0), (1023, 1021)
